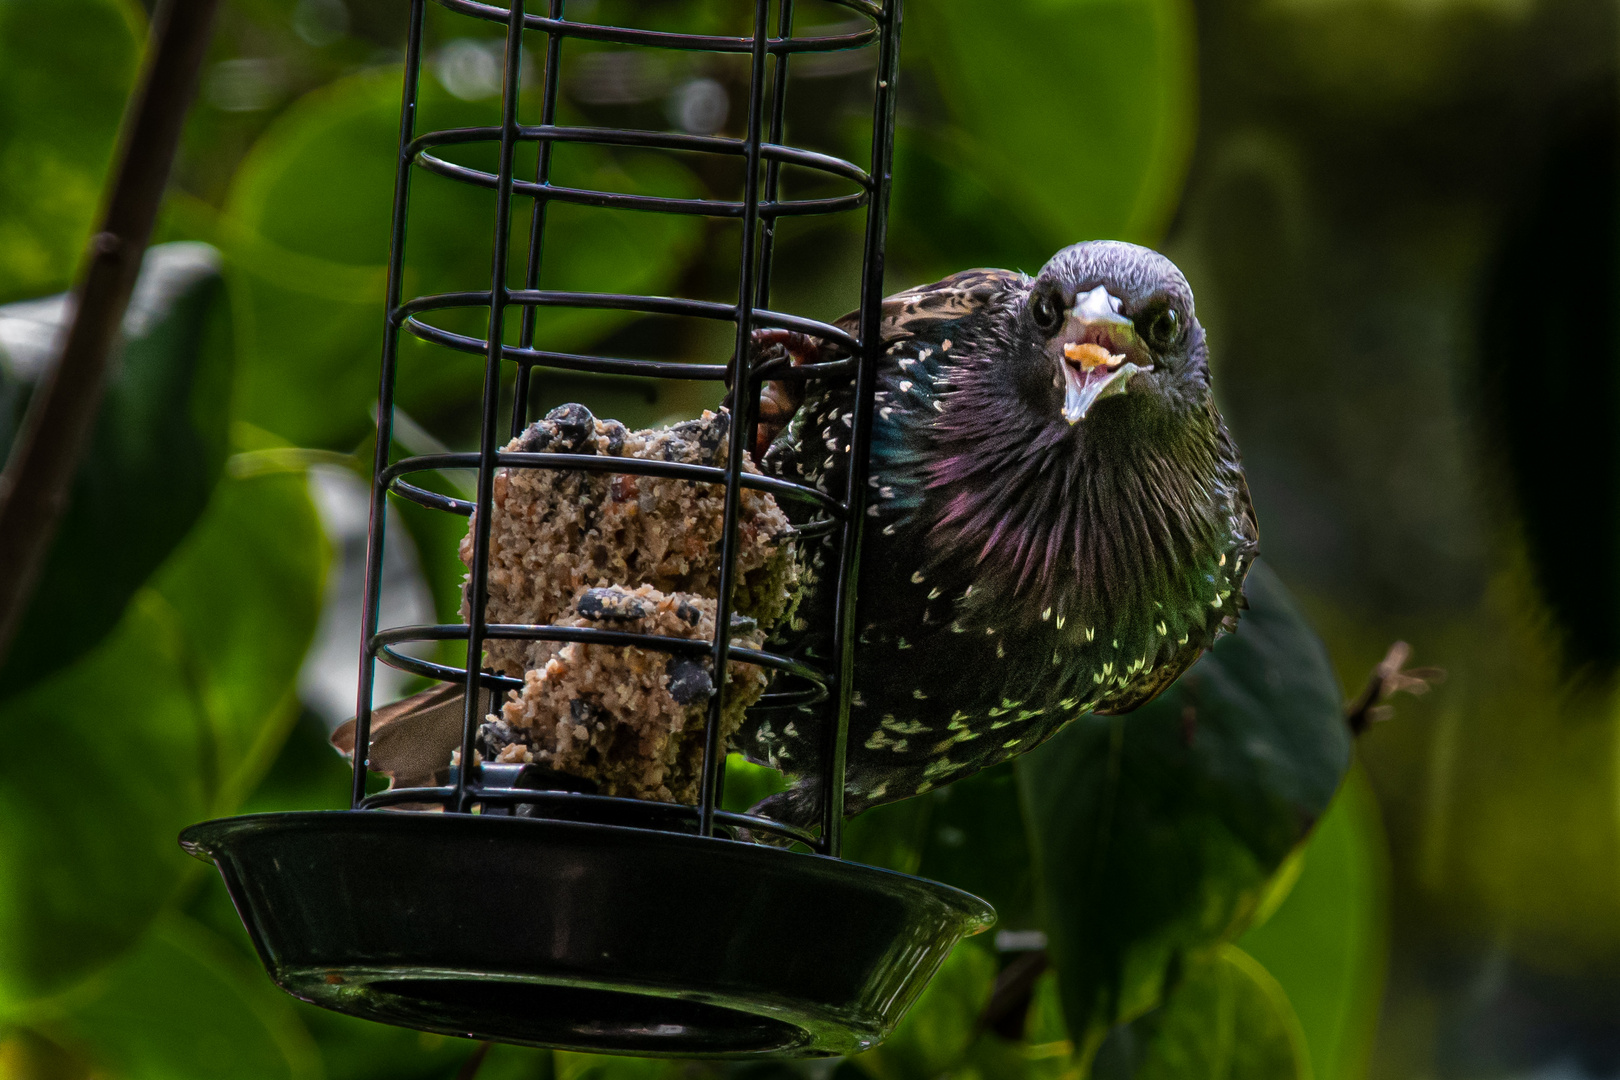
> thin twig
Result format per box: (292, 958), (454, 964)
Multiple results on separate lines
(1345, 640), (1446, 734)
(977, 948), (1050, 1040)
(454, 1041), (493, 1080)
(0, 0), (220, 661)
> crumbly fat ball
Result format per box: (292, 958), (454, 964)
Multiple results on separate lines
(459, 404), (801, 803)
(483, 585), (768, 804)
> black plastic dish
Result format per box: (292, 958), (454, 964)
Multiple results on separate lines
(180, 811), (994, 1057)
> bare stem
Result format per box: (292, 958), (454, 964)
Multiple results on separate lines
(0, 0), (221, 661)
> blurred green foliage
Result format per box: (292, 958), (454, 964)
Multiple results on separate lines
(0, 0), (1401, 1078)
(1094, 945), (1310, 1080)
(0, 0), (141, 303)
(221, 70), (704, 447)
(1238, 766), (1387, 1080)
(0, 244), (235, 698)
(1021, 562), (1349, 1064)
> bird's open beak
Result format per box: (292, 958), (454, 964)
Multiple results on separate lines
(1056, 286), (1151, 423)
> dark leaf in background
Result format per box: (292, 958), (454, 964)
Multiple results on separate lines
(908, 0), (1196, 251)
(1092, 945), (1310, 1080)
(1018, 560), (1350, 1061)
(840, 788), (935, 877)
(1479, 95), (1620, 675)
(0, 243), (235, 700)
(0, 0), (140, 303)
(0, 469), (326, 1010)
(885, 126), (1054, 287)
(914, 761), (1038, 931)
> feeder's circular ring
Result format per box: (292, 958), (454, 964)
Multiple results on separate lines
(379, 452), (848, 517)
(411, 127), (874, 191)
(370, 623), (829, 686)
(181, 812), (992, 1057)
(780, 518), (841, 541)
(369, 645), (522, 692)
(389, 480), (473, 516)
(366, 642), (830, 721)
(433, 0), (880, 53)
(394, 289), (862, 356)
(410, 330), (727, 381)
(416, 151), (870, 219)
(754, 683), (829, 710)
(357, 786), (821, 848)
(368, 652), (837, 719)
(400, 318), (853, 386)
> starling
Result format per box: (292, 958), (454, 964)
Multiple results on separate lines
(740, 240), (1258, 825)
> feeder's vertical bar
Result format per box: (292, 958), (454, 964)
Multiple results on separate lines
(353, 0), (425, 809)
(697, 0), (773, 837)
(511, 0), (566, 439)
(459, 0), (528, 813)
(739, 0), (792, 530)
(754, 0), (794, 311)
(822, 0), (902, 856)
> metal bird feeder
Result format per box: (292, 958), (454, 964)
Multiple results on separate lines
(182, 0), (992, 1059)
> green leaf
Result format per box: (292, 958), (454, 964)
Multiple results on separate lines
(0, 243), (236, 700)
(910, 0), (1197, 249)
(886, 125), (1055, 287)
(0, 0), (142, 302)
(722, 752), (790, 815)
(915, 762), (1038, 931)
(555, 1049), (678, 1080)
(1238, 765), (1389, 1080)
(842, 792), (934, 876)
(476, 1043), (559, 1080)
(1018, 560), (1350, 1061)
(223, 70), (705, 448)
(40, 914), (320, 1080)
(1095, 945), (1311, 1080)
(0, 469), (327, 1010)
(149, 464), (330, 805)
(851, 940), (997, 1080)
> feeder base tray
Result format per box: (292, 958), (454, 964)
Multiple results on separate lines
(180, 811), (993, 1058)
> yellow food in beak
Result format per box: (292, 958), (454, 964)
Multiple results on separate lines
(1064, 342), (1126, 370)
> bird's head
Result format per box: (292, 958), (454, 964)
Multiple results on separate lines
(1008, 240), (1207, 428)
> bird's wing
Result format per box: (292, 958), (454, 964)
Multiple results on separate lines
(751, 269), (1022, 457)
(754, 267), (1024, 469)
(870, 267), (1025, 341)
(332, 682), (493, 791)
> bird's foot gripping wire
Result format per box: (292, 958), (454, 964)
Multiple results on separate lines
(734, 778), (823, 847)
(719, 328), (831, 459)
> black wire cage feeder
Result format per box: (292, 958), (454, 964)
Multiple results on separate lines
(182, 0), (993, 1059)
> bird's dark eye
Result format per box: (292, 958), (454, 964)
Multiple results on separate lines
(1030, 290), (1063, 335)
(1144, 307), (1180, 350)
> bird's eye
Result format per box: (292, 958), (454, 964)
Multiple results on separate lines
(1144, 307), (1180, 350)
(1030, 291), (1063, 334)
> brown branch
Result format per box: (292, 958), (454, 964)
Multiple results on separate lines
(0, 0), (221, 662)
(977, 948), (1050, 1040)
(453, 1041), (493, 1080)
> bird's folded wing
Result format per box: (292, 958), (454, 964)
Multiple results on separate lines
(331, 682), (491, 791)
